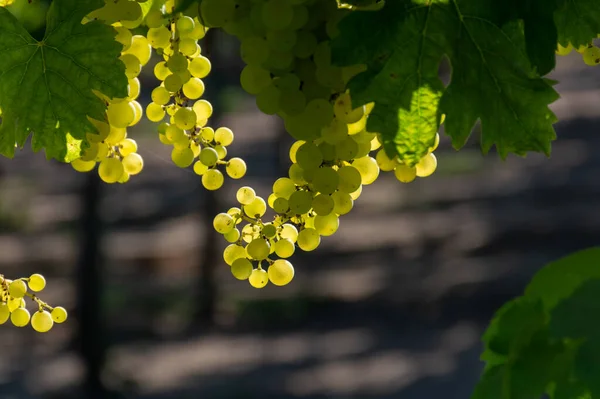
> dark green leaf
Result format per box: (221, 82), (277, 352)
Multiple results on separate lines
(555, 0), (600, 48)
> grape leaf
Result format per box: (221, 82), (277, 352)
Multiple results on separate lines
(331, 0), (559, 164)
(555, 0), (600, 48)
(0, 0), (127, 162)
(550, 279), (600, 339)
(525, 247), (600, 311)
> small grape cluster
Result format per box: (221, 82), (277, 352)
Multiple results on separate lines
(144, 3), (247, 190)
(72, 5), (148, 183)
(556, 39), (600, 66)
(0, 274), (68, 332)
(199, 0), (440, 287)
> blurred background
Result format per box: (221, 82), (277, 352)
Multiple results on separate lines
(1, 1), (600, 398)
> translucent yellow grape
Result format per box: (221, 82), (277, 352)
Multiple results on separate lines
(182, 78), (205, 99)
(119, 138), (138, 156)
(0, 303), (9, 324)
(174, 107), (197, 130)
(8, 280), (27, 298)
(226, 158), (247, 179)
(249, 268), (269, 288)
(193, 161), (208, 175)
(213, 213), (235, 234)
(122, 153), (144, 175)
(146, 102), (165, 122)
(314, 214), (339, 236)
(123, 35), (152, 65)
(415, 153), (437, 177)
(171, 148), (195, 167)
(394, 164), (417, 183)
(99, 158), (125, 183)
(107, 101), (135, 128)
(11, 308), (30, 327)
(268, 260), (294, 286)
(246, 238), (270, 260)
(352, 156), (380, 184)
(164, 74), (183, 92)
(28, 274), (46, 292)
(202, 169), (224, 190)
(274, 238), (295, 258)
(199, 147), (218, 166)
(51, 307), (68, 323)
(375, 149), (397, 171)
(223, 244), (246, 265)
(120, 54), (141, 79)
(72, 159), (96, 173)
(236, 186), (256, 205)
(297, 228), (320, 251)
(128, 78), (140, 100)
(193, 99), (213, 120)
(280, 224), (298, 242)
(31, 311), (53, 333)
(151, 86), (171, 105)
(582, 46), (600, 66)
(244, 197), (267, 218)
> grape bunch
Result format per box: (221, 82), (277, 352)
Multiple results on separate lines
(72, 6), (147, 183)
(0, 274), (68, 332)
(144, 4), (247, 190)
(556, 39), (600, 66)
(197, 0), (440, 288)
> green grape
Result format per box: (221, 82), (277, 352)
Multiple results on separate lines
(31, 310), (53, 333)
(321, 118), (349, 144)
(108, 101), (135, 128)
(335, 136), (359, 161)
(201, 126), (215, 141)
(118, 171), (131, 184)
(288, 190), (313, 215)
(183, 78), (205, 100)
(128, 78), (141, 100)
(279, 224), (298, 242)
(314, 213), (339, 236)
(176, 15), (195, 33)
(7, 297), (24, 312)
(0, 303), (9, 324)
(199, 147), (218, 166)
(122, 153), (143, 175)
(312, 167), (340, 195)
(337, 166), (362, 193)
(582, 46), (600, 66)
(334, 92), (365, 123)
(166, 124), (186, 142)
(130, 100), (143, 125)
(231, 258), (253, 280)
(167, 53), (189, 73)
(290, 4), (308, 29)
(171, 148), (194, 168)
(249, 268), (269, 288)
(224, 228), (241, 243)
(284, 112), (321, 140)
(9, 279), (27, 298)
(272, 197), (289, 213)
(297, 228), (320, 251)
(273, 177), (296, 199)
(145, 9), (165, 28)
(262, 0), (293, 30)
(355, 140), (372, 158)
(241, 36), (270, 65)
(331, 191), (353, 215)
(288, 163), (306, 185)
(28, 274), (46, 292)
(120, 53), (141, 79)
(154, 61), (170, 81)
(146, 102), (166, 122)
(318, 142), (336, 161)
(147, 26), (171, 48)
(226, 158), (247, 179)
(164, 74), (184, 92)
(99, 158), (125, 183)
(227, 207), (242, 220)
(376, 149), (397, 171)
(200, 0), (236, 27)
(215, 127), (234, 146)
(246, 238), (270, 260)
(174, 107), (197, 130)
(193, 100), (213, 120)
(240, 64), (272, 95)
(262, 223), (277, 238)
(151, 87), (171, 106)
(274, 238), (295, 258)
(242, 223), (260, 243)
(193, 161), (208, 175)
(114, 26), (133, 50)
(279, 89), (306, 116)
(394, 164), (416, 183)
(123, 35), (152, 65)
(293, 30), (318, 59)
(202, 169), (225, 190)
(256, 84), (281, 115)
(289, 140), (305, 163)
(266, 30), (297, 52)
(187, 17), (208, 40)
(312, 194), (335, 216)
(51, 307), (68, 323)
(213, 212), (235, 234)
(352, 156), (380, 184)
(237, 186), (256, 205)
(223, 244), (246, 265)
(244, 197), (267, 218)
(180, 38), (200, 56)
(555, 43), (572, 56)
(415, 153), (437, 177)
(11, 308), (30, 327)
(72, 159), (96, 173)
(349, 116), (367, 135)
(189, 56), (212, 78)
(429, 132), (440, 152)
(95, 142), (110, 160)
(264, 49), (294, 71)
(296, 142), (323, 170)
(268, 259), (294, 286)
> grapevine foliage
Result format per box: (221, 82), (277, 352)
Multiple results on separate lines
(0, 0), (127, 161)
(474, 248), (600, 399)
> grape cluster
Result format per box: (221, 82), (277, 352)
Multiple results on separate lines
(72, 4), (147, 183)
(200, 0), (440, 288)
(0, 274), (68, 332)
(144, 3), (247, 190)
(556, 39), (600, 66)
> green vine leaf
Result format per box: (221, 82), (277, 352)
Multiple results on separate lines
(331, 0), (560, 165)
(555, 0), (600, 48)
(0, 0), (127, 162)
